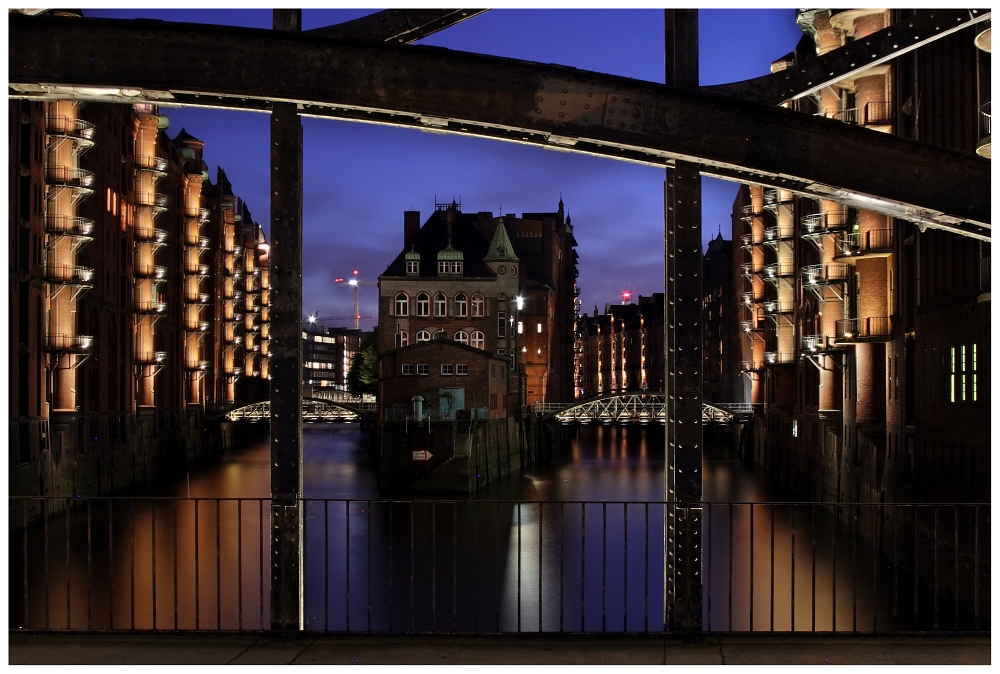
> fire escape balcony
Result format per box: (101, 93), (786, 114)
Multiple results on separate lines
(739, 203), (758, 221)
(46, 165), (95, 192)
(741, 261), (764, 278)
(224, 333), (242, 346)
(764, 350), (796, 365)
(764, 223), (795, 246)
(763, 263), (795, 284)
(860, 101), (892, 129)
(762, 299), (795, 316)
(185, 207), (211, 221)
(741, 359), (766, 373)
(185, 262), (210, 277)
(801, 210), (850, 236)
(135, 155), (169, 177)
(822, 107), (859, 125)
(801, 263), (849, 286)
(44, 263), (94, 287)
(740, 232), (764, 248)
(134, 227), (167, 245)
(135, 191), (168, 211)
(134, 298), (166, 315)
(45, 333), (93, 353)
(45, 115), (96, 146)
(802, 334), (845, 354)
(835, 316), (894, 344)
(184, 318), (210, 332)
(741, 290), (764, 305)
(974, 20), (990, 52)
(44, 215), (95, 238)
(977, 101), (991, 159)
(185, 292), (210, 305)
(185, 360), (209, 372)
(134, 351), (167, 365)
(834, 229), (894, 261)
(134, 264), (167, 280)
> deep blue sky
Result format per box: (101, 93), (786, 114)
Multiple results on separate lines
(85, 8), (804, 332)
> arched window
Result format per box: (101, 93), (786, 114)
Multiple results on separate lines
(454, 330), (469, 344)
(416, 330), (431, 343)
(416, 292), (430, 317)
(454, 293), (468, 317)
(471, 331), (485, 350)
(434, 292), (447, 317)
(397, 330), (409, 348)
(394, 292), (409, 316)
(471, 294), (485, 317)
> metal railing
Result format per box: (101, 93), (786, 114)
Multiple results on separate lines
(45, 165), (95, 188)
(836, 317), (894, 342)
(763, 263), (795, 279)
(764, 351), (796, 364)
(44, 264), (94, 285)
(980, 257), (990, 294)
(764, 224), (795, 243)
(9, 497), (988, 635)
(802, 264), (850, 285)
(861, 101), (891, 126)
(44, 215), (94, 237)
(801, 211), (850, 234)
(979, 101), (991, 139)
(763, 299), (794, 315)
(835, 229), (894, 257)
(135, 155), (169, 173)
(44, 333), (93, 352)
(45, 115), (96, 141)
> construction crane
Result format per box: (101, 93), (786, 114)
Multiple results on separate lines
(334, 270), (377, 330)
(304, 312), (374, 331)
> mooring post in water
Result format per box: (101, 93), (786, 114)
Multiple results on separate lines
(663, 8), (704, 633)
(269, 8), (305, 632)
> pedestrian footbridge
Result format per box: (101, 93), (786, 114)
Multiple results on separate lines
(226, 396), (377, 423)
(533, 393), (754, 424)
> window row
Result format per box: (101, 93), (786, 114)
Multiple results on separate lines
(401, 363), (469, 376)
(396, 330), (486, 350)
(393, 292), (485, 317)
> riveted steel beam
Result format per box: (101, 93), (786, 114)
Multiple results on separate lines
(8, 14), (990, 239)
(703, 9), (991, 105)
(307, 8), (488, 43)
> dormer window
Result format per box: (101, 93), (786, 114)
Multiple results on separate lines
(406, 260), (419, 275)
(436, 243), (464, 275)
(438, 260), (463, 275)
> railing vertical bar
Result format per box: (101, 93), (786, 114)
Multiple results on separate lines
(872, 504), (878, 633)
(517, 503), (521, 633)
(560, 501), (565, 634)
(973, 506), (979, 631)
(216, 499), (221, 631)
(624, 503), (629, 632)
(912, 504), (918, 631)
(892, 504), (898, 632)
(431, 502), (436, 634)
(22, 501), (29, 629)
(644, 502), (649, 633)
(852, 503), (858, 633)
(810, 504), (816, 633)
(749, 503), (754, 632)
(347, 500), (352, 633)
(86, 500), (93, 630)
(173, 500), (179, 630)
(367, 499), (373, 633)
(151, 501), (157, 631)
(130, 499), (135, 630)
(729, 502), (734, 632)
(238, 500), (243, 632)
(410, 503), (415, 634)
(194, 499), (200, 631)
(66, 497), (72, 629)
(43, 498), (49, 630)
(538, 502), (543, 633)
(770, 505), (775, 632)
(602, 502), (607, 633)
(258, 499), (264, 631)
(453, 502), (458, 634)
(933, 506), (939, 631)
(495, 501), (500, 633)
(581, 502), (586, 632)
(790, 504), (795, 632)
(953, 505), (959, 630)
(324, 501), (330, 632)
(108, 500), (113, 630)
(388, 502), (394, 632)
(474, 502), (480, 634)
(831, 502), (836, 633)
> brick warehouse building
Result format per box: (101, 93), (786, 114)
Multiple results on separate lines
(377, 199), (579, 416)
(730, 8), (990, 505)
(10, 95), (270, 499)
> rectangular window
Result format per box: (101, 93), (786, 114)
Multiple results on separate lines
(497, 348), (505, 356)
(960, 344), (967, 401)
(406, 260), (419, 274)
(417, 364), (429, 376)
(456, 364), (468, 376)
(537, 322), (542, 333)
(441, 364), (454, 376)
(402, 364), (414, 376)
(498, 311), (506, 337)
(972, 343), (978, 402)
(949, 346), (957, 402)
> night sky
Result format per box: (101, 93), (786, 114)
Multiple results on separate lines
(84, 8), (804, 332)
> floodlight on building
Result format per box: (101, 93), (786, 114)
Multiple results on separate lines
(516, 296), (524, 311)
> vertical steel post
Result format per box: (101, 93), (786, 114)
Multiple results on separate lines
(269, 8), (304, 633)
(664, 8), (703, 633)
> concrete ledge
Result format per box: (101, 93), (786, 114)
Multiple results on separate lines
(8, 633), (990, 665)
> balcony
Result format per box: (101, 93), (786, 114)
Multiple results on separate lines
(185, 360), (209, 372)
(44, 215), (94, 238)
(741, 262), (764, 277)
(134, 264), (167, 280)
(185, 292), (210, 305)
(860, 101), (891, 128)
(135, 351), (167, 365)
(134, 299), (166, 315)
(974, 21), (990, 53)
(185, 207), (211, 221)
(740, 204), (756, 220)
(135, 191), (168, 209)
(135, 155), (168, 176)
(134, 227), (167, 244)
(224, 333), (242, 345)
(762, 299), (794, 316)
(763, 263), (795, 282)
(740, 360), (765, 373)
(741, 291), (763, 305)
(46, 165), (95, 190)
(740, 232), (764, 248)
(802, 334), (846, 354)
(45, 333), (93, 353)
(764, 223), (795, 245)
(801, 210), (850, 235)
(835, 316), (894, 343)
(801, 263), (850, 286)
(44, 264), (94, 286)
(834, 229), (894, 260)
(45, 116), (96, 148)
(977, 101), (991, 159)
(184, 319), (210, 332)
(740, 318), (764, 332)
(764, 351), (795, 365)
(185, 262), (210, 276)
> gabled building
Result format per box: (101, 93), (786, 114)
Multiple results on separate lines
(577, 293), (664, 398)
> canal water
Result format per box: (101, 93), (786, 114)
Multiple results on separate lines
(11, 423), (972, 633)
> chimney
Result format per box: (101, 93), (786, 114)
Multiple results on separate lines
(404, 211), (420, 247)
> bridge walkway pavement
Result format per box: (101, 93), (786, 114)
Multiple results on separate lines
(8, 633), (990, 665)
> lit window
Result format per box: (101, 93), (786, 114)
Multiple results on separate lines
(517, 321), (523, 334)
(454, 331), (469, 344)
(471, 294), (484, 317)
(394, 292), (409, 316)
(441, 364), (454, 376)
(972, 343), (978, 402)
(417, 364), (429, 375)
(416, 293), (429, 316)
(537, 323), (542, 333)
(434, 292), (447, 317)
(455, 293), (468, 317)
(402, 364), (414, 375)
(456, 364), (468, 375)
(416, 330), (431, 343)
(471, 331), (484, 350)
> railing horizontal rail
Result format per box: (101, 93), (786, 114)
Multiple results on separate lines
(9, 497), (989, 635)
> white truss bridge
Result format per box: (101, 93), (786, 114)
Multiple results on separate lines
(226, 396), (377, 423)
(533, 393), (754, 424)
